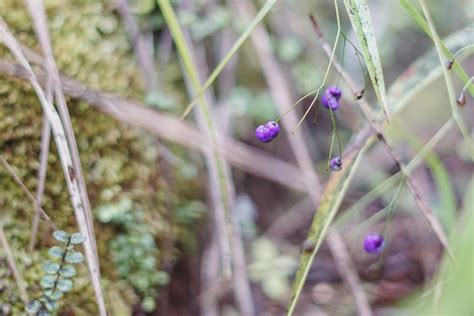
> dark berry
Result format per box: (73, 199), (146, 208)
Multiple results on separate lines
(321, 86), (342, 110)
(329, 156), (342, 171)
(255, 121), (280, 143)
(363, 233), (385, 255)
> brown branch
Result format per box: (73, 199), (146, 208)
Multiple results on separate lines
(0, 58), (309, 193)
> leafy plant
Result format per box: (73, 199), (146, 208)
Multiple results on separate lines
(97, 199), (169, 313)
(249, 238), (297, 302)
(25, 231), (86, 315)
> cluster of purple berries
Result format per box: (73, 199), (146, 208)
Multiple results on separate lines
(321, 86), (342, 110)
(255, 86), (343, 144)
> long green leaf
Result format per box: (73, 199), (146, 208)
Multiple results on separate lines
(180, 0), (277, 119)
(287, 141), (371, 316)
(343, 0), (390, 120)
(287, 27), (473, 314)
(157, 0), (234, 275)
(400, 0), (474, 97)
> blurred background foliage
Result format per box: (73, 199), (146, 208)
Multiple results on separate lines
(0, 0), (472, 315)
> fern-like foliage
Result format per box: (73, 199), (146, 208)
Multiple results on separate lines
(25, 231), (86, 315)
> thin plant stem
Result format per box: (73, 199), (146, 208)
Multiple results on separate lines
(157, 0), (234, 278)
(419, 0), (474, 159)
(291, 0), (342, 132)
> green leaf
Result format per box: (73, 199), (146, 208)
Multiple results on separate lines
(179, 0), (277, 119)
(70, 232), (86, 245)
(56, 279), (73, 292)
(400, 0), (474, 98)
(52, 230), (70, 243)
(59, 264), (77, 278)
(40, 275), (56, 289)
(44, 289), (63, 301)
(48, 246), (65, 258)
(26, 300), (41, 313)
(42, 261), (60, 275)
(343, 0), (390, 120)
(287, 142), (371, 315)
(65, 251), (84, 264)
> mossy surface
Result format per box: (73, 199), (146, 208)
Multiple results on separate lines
(0, 0), (202, 314)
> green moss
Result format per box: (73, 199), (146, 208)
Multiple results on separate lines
(0, 0), (203, 314)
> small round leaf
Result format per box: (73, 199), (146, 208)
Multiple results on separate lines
(56, 278), (73, 292)
(53, 230), (70, 243)
(70, 232), (86, 245)
(42, 261), (60, 275)
(40, 275), (56, 289)
(44, 289), (63, 300)
(65, 251), (84, 264)
(59, 265), (76, 278)
(44, 298), (59, 311)
(26, 300), (41, 313)
(48, 246), (65, 259)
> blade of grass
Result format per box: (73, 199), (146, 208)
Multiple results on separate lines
(400, 0), (474, 97)
(287, 140), (371, 315)
(157, 0), (234, 278)
(419, 0), (474, 160)
(343, 0), (390, 121)
(180, 0), (276, 119)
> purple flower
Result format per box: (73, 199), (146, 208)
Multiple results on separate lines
(364, 233), (385, 255)
(255, 121), (280, 143)
(321, 86), (342, 110)
(329, 156), (342, 171)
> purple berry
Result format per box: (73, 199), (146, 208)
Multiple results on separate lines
(364, 233), (385, 255)
(266, 121), (280, 138)
(255, 121), (280, 143)
(329, 156), (342, 171)
(321, 86), (342, 110)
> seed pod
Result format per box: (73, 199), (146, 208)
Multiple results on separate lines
(446, 59), (454, 70)
(457, 93), (466, 107)
(302, 239), (316, 253)
(354, 89), (364, 100)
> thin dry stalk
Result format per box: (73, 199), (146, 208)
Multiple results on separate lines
(26, 0), (100, 267)
(29, 103), (51, 250)
(0, 155), (56, 229)
(178, 11), (254, 312)
(0, 57), (308, 192)
(200, 233), (220, 316)
(0, 225), (29, 304)
(230, 2), (372, 315)
(115, 0), (158, 93)
(326, 228), (372, 316)
(309, 15), (452, 258)
(0, 18), (106, 315)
